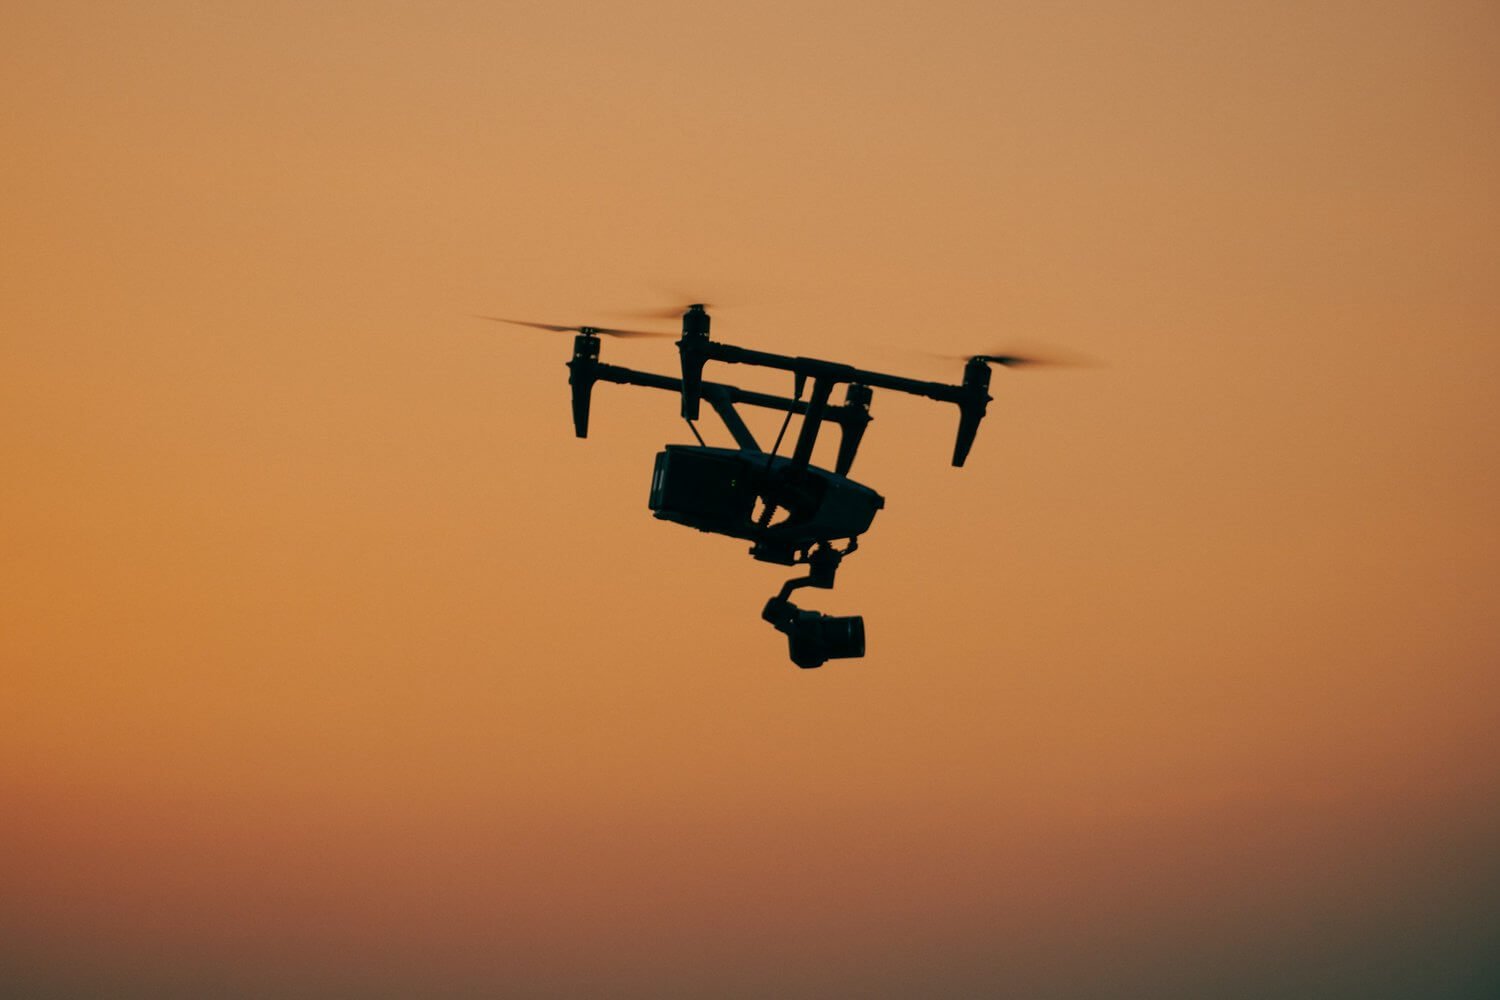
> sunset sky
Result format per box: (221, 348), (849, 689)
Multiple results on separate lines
(3, 2), (1497, 996)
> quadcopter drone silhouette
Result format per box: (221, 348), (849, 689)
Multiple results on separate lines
(487, 304), (1041, 669)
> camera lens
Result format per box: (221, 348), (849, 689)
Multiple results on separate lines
(786, 612), (865, 669)
(814, 614), (864, 658)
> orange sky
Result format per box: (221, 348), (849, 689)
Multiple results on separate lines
(3, 2), (1498, 996)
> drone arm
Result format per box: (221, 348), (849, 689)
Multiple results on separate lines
(788, 377), (836, 472)
(696, 343), (992, 467)
(566, 335), (601, 437)
(587, 361), (866, 442)
(700, 342), (961, 402)
(949, 358), (993, 467)
(834, 385), (872, 476)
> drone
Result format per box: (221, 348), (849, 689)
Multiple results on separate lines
(488, 304), (1040, 669)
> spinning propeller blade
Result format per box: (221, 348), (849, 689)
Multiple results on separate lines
(476, 316), (674, 339)
(930, 350), (1045, 367)
(926, 348), (1093, 368)
(612, 302), (718, 320)
(971, 354), (1036, 367)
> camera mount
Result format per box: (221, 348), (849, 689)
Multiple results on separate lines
(761, 541), (865, 669)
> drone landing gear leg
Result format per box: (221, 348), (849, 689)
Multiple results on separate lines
(761, 541), (865, 669)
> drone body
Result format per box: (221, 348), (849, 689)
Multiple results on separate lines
(496, 304), (1021, 668)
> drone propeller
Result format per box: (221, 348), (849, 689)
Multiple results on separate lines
(613, 302), (717, 320)
(927, 348), (1088, 368)
(967, 353), (1039, 367)
(476, 316), (674, 339)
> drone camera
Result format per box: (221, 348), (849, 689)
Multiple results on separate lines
(763, 597), (865, 669)
(785, 610), (865, 669)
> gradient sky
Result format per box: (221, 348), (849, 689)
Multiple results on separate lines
(3, 2), (1498, 997)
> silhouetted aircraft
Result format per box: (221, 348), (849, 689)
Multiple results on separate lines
(485, 305), (1042, 668)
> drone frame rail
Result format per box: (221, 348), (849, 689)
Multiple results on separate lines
(568, 339), (875, 475)
(672, 304), (995, 467)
